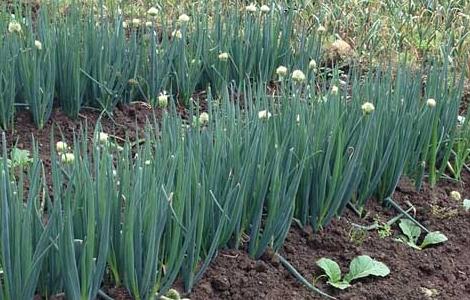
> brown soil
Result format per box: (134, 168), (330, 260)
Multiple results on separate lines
(7, 103), (154, 152)
(3, 104), (155, 178)
(188, 173), (470, 300)
(461, 79), (470, 114)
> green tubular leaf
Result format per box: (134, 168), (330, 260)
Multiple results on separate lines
(420, 231), (448, 249)
(0, 35), (16, 130)
(316, 258), (342, 283)
(60, 205), (81, 300)
(0, 137), (57, 299)
(0, 7), (466, 296)
(344, 255), (390, 283)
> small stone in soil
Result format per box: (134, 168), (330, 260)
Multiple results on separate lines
(419, 264), (436, 275)
(198, 282), (213, 294)
(420, 287), (439, 299)
(284, 244), (295, 254)
(211, 276), (230, 291)
(254, 261), (268, 273)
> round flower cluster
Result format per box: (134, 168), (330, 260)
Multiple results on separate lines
(147, 7), (159, 17)
(309, 59), (317, 71)
(361, 102), (375, 115)
(199, 112), (210, 125)
(331, 85), (339, 95)
(260, 5), (270, 13)
(61, 153), (75, 164)
(99, 132), (109, 144)
(258, 110), (272, 120)
(291, 70), (306, 82)
(132, 18), (141, 27)
(246, 3), (257, 12)
(178, 14), (190, 23)
(158, 92), (169, 108)
(426, 98), (436, 108)
(56, 141), (75, 164)
(34, 40), (42, 50)
(218, 52), (229, 61)
(172, 30), (183, 39)
(276, 66), (288, 78)
(8, 21), (21, 33)
(56, 141), (69, 153)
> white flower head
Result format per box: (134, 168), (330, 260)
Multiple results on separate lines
(158, 92), (169, 108)
(426, 98), (436, 108)
(144, 160), (151, 166)
(99, 132), (109, 144)
(56, 141), (69, 154)
(147, 7), (159, 17)
(457, 115), (466, 126)
(317, 25), (326, 33)
(331, 85), (339, 95)
(122, 21), (128, 28)
(361, 102), (375, 115)
(309, 59), (317, 70)
(60, 153), (75, 164)
(199, 112), (209, 125)
(191, 59), (201, 65)
(34, 40), (42, 50)
(145, 21), (153, 27)
(218, 52), (229, 61)
(132, 18), (141, 26)
(178, 14), (190, 23)
(276, 66), (288, 77)
(258, 110), (272, 120)
(260, 5), (270, 12)
(450, 191), (461, 201)
(246, 3), (257, 12)
(296, 114), (300, 123)
(172, 30), (182, 39)
(128, 78), (139, 86)
(291, 70), (306, 82)
(8, 21), (21, 33)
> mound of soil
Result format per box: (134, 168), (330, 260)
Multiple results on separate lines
(189, 173), (470, 300)
(2, 104), (155, 183)
(6, 104), (154, 154)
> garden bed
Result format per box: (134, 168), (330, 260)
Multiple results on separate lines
(7, 103), (470, 300)
(188, 174), (470, 300)
(2, 2), (469, 299)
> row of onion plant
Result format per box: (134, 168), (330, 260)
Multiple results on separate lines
(0, 60), (464, 299)
(0, 0), (322, 129)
